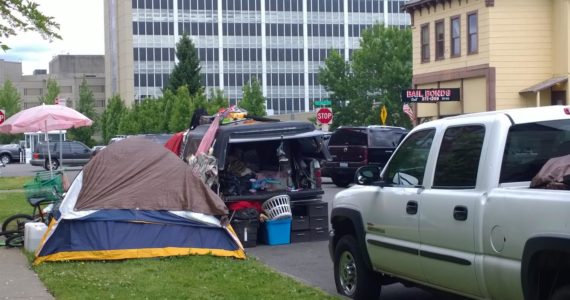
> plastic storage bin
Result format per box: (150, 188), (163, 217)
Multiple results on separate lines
(24, 222), (47, 252)
(261, 218), (291, 245)
(231, 218), (259, 248)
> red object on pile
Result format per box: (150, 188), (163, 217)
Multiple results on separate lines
(228, 201), (263, 213)
(164, 132), (184, 155)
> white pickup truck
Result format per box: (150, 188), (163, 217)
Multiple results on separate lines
(329, 106), (570, 300)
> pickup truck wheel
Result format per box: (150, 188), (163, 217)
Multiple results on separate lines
(550, 285), (570, 300)
(334, 235), (381, 299)
(0, 154), (10, 165)
(332, 176), (352, 188)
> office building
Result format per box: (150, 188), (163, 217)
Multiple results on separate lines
(104, 0), (410, 114)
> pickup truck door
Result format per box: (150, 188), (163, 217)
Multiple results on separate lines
(419, 125), (485, 298)
(366, 129), (435, 282)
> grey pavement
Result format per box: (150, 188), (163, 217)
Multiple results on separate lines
(0, 248), (53, 299)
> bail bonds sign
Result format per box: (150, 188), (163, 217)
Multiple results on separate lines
(401, 88), (460, 103)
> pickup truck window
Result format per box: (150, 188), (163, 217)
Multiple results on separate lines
(433, 125), (485, 189)
(500, 119), (570, 183)
(384, 129), (435, 186)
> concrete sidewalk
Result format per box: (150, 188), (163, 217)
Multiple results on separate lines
(0, 248), (53, 299)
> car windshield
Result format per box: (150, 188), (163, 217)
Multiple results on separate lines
(368, 129), (407, 148)
(329, 129), (367, 146)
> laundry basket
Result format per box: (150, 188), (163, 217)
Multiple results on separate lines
(262, 195), (292, 220)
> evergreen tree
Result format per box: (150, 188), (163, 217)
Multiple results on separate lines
(68, 79), (97, 147)
(207, 88), (229, 114)
(240, 77), (266, 117)
(0, 80), (21, 143)
(100, 95), (126, 143)
(40, 78), (60, 104)
(166, 32), (202, 95)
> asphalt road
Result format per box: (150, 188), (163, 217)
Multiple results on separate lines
(1, 163), (463, 299)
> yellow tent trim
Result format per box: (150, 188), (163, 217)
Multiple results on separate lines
(34, 247), (246, 265)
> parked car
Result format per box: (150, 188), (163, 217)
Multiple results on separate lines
(0, 144), (22, 164)
(30, 141), (93, 170)
(324, 125), (408, 187)
(181, 120), (330, 202)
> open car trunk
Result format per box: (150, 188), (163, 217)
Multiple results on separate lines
(220, 136), (327, 202)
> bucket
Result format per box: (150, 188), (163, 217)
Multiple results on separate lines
(24, 222), (47, 252)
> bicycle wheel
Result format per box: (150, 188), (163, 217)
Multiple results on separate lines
(2, 214), (34, 236)
(5, 232), (24, 248)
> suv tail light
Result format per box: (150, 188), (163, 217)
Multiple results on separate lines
(33, 153), (39, 159)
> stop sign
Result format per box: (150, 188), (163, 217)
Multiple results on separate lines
(316, 107), (333, 124)
(0, 110), (5, 125)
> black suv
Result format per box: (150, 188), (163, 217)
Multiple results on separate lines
(30, 141), (93, 170)
(324, 126), (408, 187)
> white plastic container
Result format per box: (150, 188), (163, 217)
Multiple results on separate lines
(24, 222), (47, 252)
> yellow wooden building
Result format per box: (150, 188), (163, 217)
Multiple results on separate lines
(403, 0), (569, 121)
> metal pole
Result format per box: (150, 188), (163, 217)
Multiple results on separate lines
(45, 120), (53, 178)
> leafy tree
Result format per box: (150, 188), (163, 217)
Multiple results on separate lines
(40, 78), (60, 104)
(168, 86), (193, 132)
(100, 95), (126, 143)
(68, 79), (97, 147)
(166, 32), (202, 95)
(319, 24), (412, 129)
(0, 80), (22, 143)
(207, 88), (228, 114)
(118, 107), (141, 135)
(137, 97), (166, 133)
(240, 78), (266, 117)
(0, 0), (61, 51)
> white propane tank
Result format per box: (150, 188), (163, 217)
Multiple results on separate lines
(24, 222), (47, 252)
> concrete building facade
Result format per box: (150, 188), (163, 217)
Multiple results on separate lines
(403, 0), (570, 122)
(0, 55), (106, 112)
(104, 0), (411, 114)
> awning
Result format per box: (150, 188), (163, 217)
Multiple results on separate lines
(520, 76), (568, 93)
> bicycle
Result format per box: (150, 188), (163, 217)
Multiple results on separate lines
(1, 187), (63, 248)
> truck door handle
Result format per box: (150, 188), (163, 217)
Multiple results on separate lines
(453, 206), (468, 221)
(406, 201), (418, 215)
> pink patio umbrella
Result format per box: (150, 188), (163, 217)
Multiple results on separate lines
(0, 104), (93, 176)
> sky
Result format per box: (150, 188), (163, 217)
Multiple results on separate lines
(0, 0), (104, 75)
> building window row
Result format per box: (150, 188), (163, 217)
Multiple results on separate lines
(308, 49), (343, 62)
(133, 47), (176, 62)
(307, 24), (344, 37)
(224, 48), (262, 61)
(224, 73), (262, 86)
(133, 0), (173, 10)
(266, 98), (306, 112)
(135, 73), (171, 87)
(223, 23), (262, 36)
(133, 21), (174, 36)
(223, 0), (261, 10)
(266, 0), (302, 11)
(266, 73), (305, 86)
(420, 11), (478, 63)
(267, 23), (304, 37)
(266, 48), (304, 61)
(178, 0), (218, 10)
(94, 100), (106, 108)
(308, 73), (320, 85)
(307, 0), (344, 12)
(179, 22), (219, 36)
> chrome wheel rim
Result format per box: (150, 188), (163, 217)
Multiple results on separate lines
(338, 250), (357, 296)
(1, 156), (9, 165)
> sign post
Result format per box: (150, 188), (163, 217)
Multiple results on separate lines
(316, 107), (333, 132)
(0, 109), (5, 125)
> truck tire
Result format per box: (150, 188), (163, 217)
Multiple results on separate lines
(0, 154), (10, 165)
(334, 235), (381, 299)
(550, 285), (570, 300)
(332, 175), (352, 188)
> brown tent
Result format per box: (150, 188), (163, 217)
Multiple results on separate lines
(531, 154), (570, 190)
(75, 137), (228, 215)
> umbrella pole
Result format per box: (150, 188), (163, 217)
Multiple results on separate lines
(45, 121), (53, 178)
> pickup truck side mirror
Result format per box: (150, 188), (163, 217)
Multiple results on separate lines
(355, 165), (382, 186)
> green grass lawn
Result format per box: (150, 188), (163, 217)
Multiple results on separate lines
(0, 176), (33, 190)
(1, 189), (338, 300)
